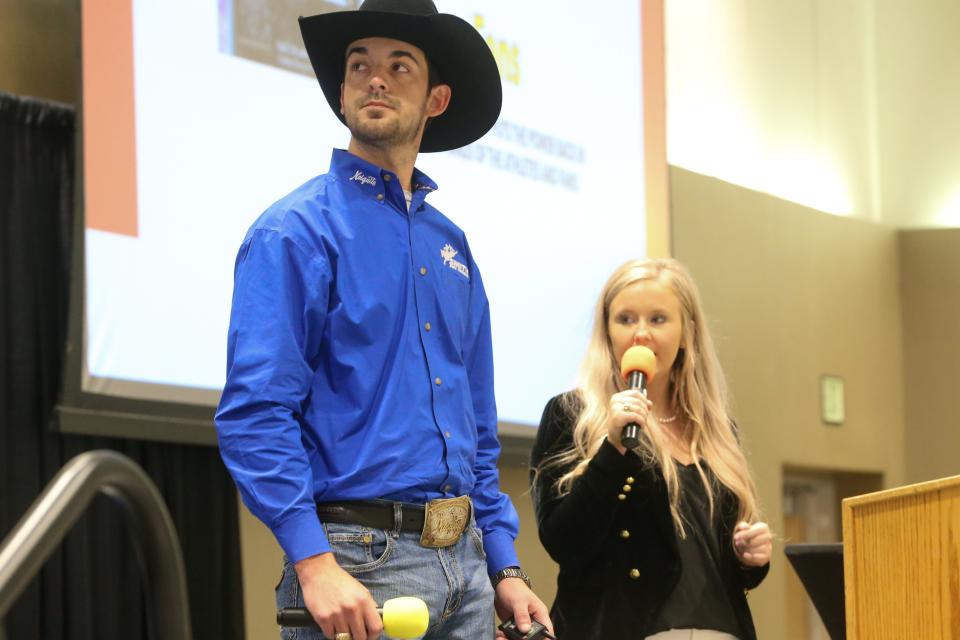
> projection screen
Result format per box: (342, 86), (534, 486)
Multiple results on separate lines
(61, 0), (668, 450)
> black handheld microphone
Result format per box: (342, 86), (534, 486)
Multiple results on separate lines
(499, 617), (556, 640)
(619, 345), (656, 450)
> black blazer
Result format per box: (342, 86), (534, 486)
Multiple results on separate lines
(530, 393), (768, 640)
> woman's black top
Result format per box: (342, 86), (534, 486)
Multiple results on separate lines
(530, 392), (768, 640)
(647, 463), (744, 636)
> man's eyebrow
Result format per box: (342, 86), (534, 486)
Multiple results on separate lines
(345, 46), (422, 66)
(389, 50), (421, 66)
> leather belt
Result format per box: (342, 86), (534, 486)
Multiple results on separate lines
(316, 499), (425, 534)
(317, 495), (472, 548)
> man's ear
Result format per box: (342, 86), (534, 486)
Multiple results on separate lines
(339, 82), (345, 115)
(426, 84), (452, 118)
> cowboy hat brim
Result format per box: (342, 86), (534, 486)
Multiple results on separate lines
(299, 10), (502, 153)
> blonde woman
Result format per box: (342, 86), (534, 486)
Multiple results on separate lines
(530, 258), (771, 640)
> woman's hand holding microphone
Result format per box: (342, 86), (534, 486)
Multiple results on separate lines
(606, 390), (653, 454)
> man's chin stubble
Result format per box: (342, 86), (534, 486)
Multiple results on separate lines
(351, 120), (422, 148)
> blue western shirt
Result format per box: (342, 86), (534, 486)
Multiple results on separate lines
(215, 149), (520, 573)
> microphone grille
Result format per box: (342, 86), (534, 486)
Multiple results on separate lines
(382, 596), (429, 638)
(620, 345), (656, 381)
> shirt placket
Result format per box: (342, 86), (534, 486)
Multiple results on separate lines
(407, 209), (456, 497)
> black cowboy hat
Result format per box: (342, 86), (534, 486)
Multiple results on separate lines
(298, 0), (502, 153)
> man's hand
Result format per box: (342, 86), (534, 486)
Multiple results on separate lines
(294, 552), (383, 640)
(494, 578), (553, 638)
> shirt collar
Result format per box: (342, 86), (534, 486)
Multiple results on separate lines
(410, 166), (438, 193)
(329, 149), (439, 196)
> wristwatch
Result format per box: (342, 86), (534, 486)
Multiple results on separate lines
(492, 566), (532, 589)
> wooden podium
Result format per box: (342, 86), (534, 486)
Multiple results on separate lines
(842, 475), (960, 639)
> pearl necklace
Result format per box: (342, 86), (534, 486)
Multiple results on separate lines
(656, 412), (679, 423)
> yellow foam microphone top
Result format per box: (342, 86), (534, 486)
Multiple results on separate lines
(382, 596), (429, 639)
(620, 345), (656, 381)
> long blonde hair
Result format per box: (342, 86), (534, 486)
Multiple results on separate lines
(546, 258), (760, 535)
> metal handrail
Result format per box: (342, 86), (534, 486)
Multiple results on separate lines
(0, 450), (192, 639)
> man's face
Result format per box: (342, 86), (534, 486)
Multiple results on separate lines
(340, 37), (450, 150)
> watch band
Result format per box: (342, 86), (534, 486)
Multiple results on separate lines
(492, 566), (532, 589)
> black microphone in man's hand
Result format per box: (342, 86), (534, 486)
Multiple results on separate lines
(499, 617), (556, 640)
(619, 345), (657, 450)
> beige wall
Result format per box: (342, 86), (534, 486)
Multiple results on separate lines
(666, 0), (879, 219)
(899, 230), (960, 483)
(498, 463), (559, 614)
(238, 500), (282, 640)
(670, 166), (907, 638)
(666, 0), (960, 227)
(0, 0), (78, 104)
(875, 2), (960, 227)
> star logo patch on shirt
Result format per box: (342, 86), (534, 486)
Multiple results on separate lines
(441, 243), (469, 280)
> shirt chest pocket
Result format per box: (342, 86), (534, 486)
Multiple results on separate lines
(434, 265), (471, 341)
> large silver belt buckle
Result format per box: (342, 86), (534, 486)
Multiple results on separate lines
(420, 495), (471, 548)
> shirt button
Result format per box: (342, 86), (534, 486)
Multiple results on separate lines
(617, 493), (626, 501)
(626, 477), (635, 484)
(420, 267), (427, 276)
(425, 322), (432, 331)
(376, 193), (384, 202)
(444, 484), (452, 492)
(629, 568), (640, 579)
(445, 431), (451, 438)
(435, 377), (442, 386)
(620, 530), (630, 539)
(622, 485), (632, 492)
(383, 173), (392, 181)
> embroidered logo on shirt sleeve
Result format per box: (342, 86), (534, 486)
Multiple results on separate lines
(440, 243), (470, 279)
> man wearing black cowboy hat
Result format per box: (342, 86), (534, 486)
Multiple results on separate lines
(215, 1), (552, 639)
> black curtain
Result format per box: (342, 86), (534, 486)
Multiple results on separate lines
(0, 93), (245, 638)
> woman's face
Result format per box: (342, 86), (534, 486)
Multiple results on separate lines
(607, 279), (685, 386)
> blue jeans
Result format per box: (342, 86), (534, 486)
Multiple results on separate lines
(276, 516), (496, 639)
